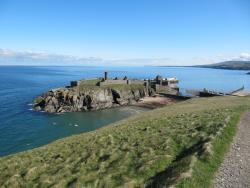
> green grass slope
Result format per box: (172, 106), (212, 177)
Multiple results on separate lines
(1, 96), (250, 187)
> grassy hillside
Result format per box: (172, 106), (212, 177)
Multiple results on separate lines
(1, 96), (250, 187)
(196, 60), (250, 70)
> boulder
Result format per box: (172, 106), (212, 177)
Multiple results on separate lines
(148, 87), (156, 96)
(44, 104), (56, 113)
(33, 97), (45, 108)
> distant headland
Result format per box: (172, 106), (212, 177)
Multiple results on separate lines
(194, 60), (250, 70)
(33, 72), (179, 113)
(159, 60), (250, 71)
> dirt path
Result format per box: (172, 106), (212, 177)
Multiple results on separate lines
(213, 110), (250, 188)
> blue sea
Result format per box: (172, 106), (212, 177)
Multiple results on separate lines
(0, 66), (249, 156)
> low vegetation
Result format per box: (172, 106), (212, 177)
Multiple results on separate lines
(78, 78), (101, 86)
(1, 96), (250, 187)
(78, 78), (145, 92)
(102, 83), (145, 91)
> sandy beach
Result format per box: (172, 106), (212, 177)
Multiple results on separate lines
(134, 95), (181, 109)
(231, 91), (250, 97)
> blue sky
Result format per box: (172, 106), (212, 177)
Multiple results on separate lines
(0, 0), (250, 65)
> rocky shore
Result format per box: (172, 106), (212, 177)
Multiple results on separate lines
(33, 73), (180, 113)
(33, 84), (155, 113)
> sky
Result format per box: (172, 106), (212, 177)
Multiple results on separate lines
(0, 0), (250, 66)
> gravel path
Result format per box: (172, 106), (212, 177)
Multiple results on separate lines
(214, 110), (250, 188)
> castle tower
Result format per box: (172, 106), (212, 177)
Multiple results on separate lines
(104, 72), (108, 80)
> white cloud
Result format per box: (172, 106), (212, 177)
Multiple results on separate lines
(239, 52), (250, 60)
(0, 48), (180, 66)
(0, 48), (103, 66)
(218, 52), (250, 62)
(0, 48), (249, 66)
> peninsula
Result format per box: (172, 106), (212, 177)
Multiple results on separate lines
(33, 72), (179, 113)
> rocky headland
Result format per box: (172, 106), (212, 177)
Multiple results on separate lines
(33, 79), (155, 113)
(33, 73), (180, 113)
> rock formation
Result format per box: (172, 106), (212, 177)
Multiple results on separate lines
(34, 85), (155, 113)
(33, 73), (181, 113)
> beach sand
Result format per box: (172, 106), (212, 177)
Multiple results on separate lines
(134, 95), (180, 109)
(231, 91), (250, 97)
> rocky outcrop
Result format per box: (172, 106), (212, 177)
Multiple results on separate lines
(34, 86), (155, 113)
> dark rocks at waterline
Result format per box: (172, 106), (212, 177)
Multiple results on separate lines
(34, 87), (156, 113)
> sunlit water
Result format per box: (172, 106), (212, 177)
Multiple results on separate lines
(0, 66), (249, 156)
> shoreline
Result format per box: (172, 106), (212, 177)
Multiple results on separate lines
(1, 96), (249, 187)
(231, 90), (250, 97)
(133, 95), (182, 109)
(1, 105), (149, 157)
(1, 97), (178, 157)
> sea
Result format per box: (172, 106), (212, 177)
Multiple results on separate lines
(0, 66), (249, 156)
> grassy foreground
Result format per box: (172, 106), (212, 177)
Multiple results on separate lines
(1, 96), (250, 187)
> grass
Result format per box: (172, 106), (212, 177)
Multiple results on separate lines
(175, 108), (242, 188)
(0, 96), (250, 187)
(102, 83), (145, 90)
(76, 78), (145, 91)
(78, 78), (102, 86)
(78, 82), (145, 93)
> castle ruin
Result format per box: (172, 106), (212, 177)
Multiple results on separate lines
(70, 72), (179, 95)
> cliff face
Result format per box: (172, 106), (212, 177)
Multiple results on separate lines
(34, 85), (155, 113)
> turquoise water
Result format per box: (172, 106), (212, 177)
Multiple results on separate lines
(0, 66), (249, 156)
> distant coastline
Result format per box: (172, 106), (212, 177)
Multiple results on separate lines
(159, 60), (250, 71)
(194, 60), (250, 70)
